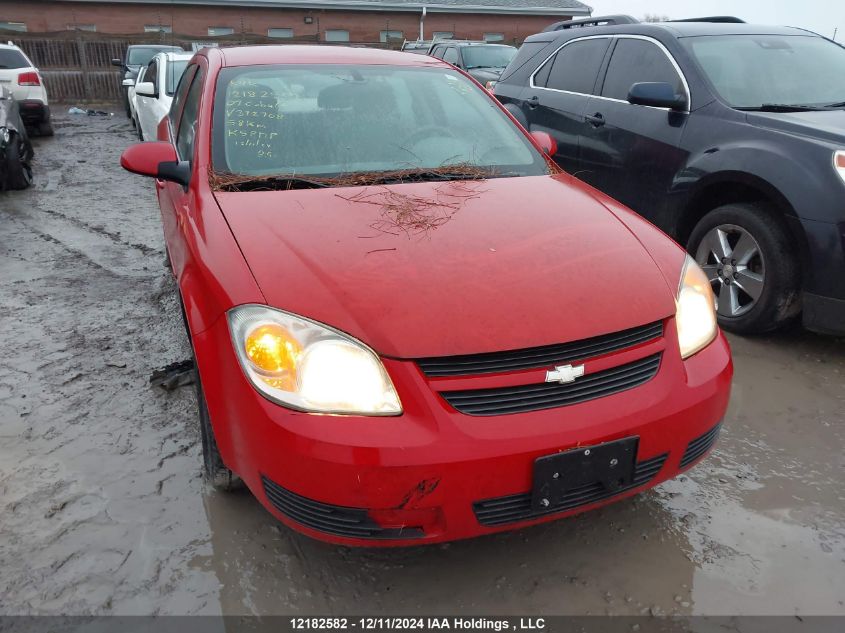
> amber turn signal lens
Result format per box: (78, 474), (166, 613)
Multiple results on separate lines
(245, 324), (301, 390)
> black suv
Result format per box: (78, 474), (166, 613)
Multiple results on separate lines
(495, 16), (845, 336)
(428, 41), (517, 87)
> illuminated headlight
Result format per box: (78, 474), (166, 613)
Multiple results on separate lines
(0, 127), (9, 148)
(227, 305), (402, 415)
(834, 151), (845, 184)
(676, 254), (718, 359)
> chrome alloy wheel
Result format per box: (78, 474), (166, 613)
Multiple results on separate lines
(695, 224), (765, 318)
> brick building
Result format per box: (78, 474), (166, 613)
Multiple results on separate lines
(0, 0), (592, 42)
(0, 0), (592, 43)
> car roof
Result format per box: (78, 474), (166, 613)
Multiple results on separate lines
(128, 44), (183, 50)
(217, 45), (447, 68)
(533, 21), (816, 41)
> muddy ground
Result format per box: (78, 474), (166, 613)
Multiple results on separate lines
(0, 113), (843, 617)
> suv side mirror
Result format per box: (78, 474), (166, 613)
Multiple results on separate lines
(121, 142), (190, 188)
(627, 82), (687, 111)
(135, 81), (157, 98)
(111, 58), (123, 67)
(121, 78), (135, 87)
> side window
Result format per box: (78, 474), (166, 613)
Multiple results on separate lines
(170, 64), (197, 121)
(601, 38), (685, 101)
(430, 45), (445, 59)
(443, 47), (460, 66)
(147, 60), (159, 94)
(176, 69), (204, 161)
(543, 38), (611, 94)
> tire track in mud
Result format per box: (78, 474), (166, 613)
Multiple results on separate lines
(0, 114), (220, 615)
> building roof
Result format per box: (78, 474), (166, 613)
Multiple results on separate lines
(59, 0), (594, 16)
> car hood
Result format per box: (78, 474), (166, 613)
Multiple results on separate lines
(214, 175), (678, 358)
(746, 109), (845, 144)
(468, 68), (504, 83)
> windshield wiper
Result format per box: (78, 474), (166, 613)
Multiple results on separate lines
(824, 101), (845, 108)
(736, 104), (829, 112)
(214, 176), (331, 192)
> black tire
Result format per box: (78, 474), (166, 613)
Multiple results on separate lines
(687, 202), (801, 334)
(38, 120), (54, 137)
(3, 135), (33, 190)
(196, 369), (242, 492)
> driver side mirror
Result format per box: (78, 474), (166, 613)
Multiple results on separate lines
(627, 82), (687, 111)
(530, 130), (557, 157)
(122, 78), (135, 87)
(121, 142), (190, 188)
(111, 58), (123, 68)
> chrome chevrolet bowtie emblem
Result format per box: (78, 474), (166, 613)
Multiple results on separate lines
(545, 364), (585, 384)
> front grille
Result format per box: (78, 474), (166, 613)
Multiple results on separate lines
(441, 353), (661, 416)
(680, 423), (721, 469)
(262, 476), (424, 540)
(416, 321), (663, 377)
(473, 453), (668, 527)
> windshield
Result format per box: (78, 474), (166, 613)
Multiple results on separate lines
(167, 60), (189, 96)
(463, 46), (517, 69)
(128, 47), (168, 66)
(682, 35), (845, 108)
(0, 49), (29, 70)
(212, 64), (546, 180)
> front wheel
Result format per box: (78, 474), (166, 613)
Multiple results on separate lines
(196, 367), (241, 491)
(687, 202), (801, 334)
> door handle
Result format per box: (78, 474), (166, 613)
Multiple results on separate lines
(527, 95), (540, 110)
(585, 112), (605, 127)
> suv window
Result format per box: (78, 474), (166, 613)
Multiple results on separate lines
(0, 49), (29, 69)
(602, 38), (684, 101)
(146, 60), (159, 94)
(176, 69), (203, 160)
(430, 45), (446, 59)
(540, 38), (610, 94)
(442, 47), (460, 66)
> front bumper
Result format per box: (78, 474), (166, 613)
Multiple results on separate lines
(800, 219), (845, 335)
(193, 316), (732, 546)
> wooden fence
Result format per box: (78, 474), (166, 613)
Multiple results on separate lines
(3, 31), (389, 103)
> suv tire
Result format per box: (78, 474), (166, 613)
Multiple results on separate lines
(688, 202), (801, 334)
(3, 134), (33, 190)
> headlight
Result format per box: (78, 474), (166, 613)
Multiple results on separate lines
(227, 305), (402, 415)
(676, 254), (718, 359)
(0, 127), (9, 148)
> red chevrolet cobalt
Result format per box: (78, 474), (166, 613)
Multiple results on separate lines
(121, 46), (732, 546)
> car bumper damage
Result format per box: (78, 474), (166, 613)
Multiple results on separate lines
(193, 313), (732, 546)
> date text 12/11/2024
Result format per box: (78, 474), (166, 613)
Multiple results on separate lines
(289, 618), (547, 631)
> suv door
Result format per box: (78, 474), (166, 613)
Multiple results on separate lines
(137, 59), (158, 140)
(518, 37), (611, 174)
(580, 36), (690, 221)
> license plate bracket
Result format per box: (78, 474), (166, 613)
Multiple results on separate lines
(531, 437), (639, 512)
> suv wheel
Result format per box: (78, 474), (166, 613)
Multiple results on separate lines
(38, 119), (54, 137)
(688, 202), (801, 334)
(3, 134), (33, 190)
